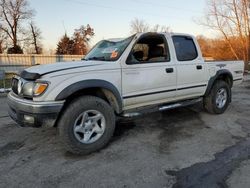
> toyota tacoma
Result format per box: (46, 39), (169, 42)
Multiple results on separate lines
(7, 32), (244, 154)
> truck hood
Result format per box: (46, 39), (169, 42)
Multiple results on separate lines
(20, 61), (107, 80)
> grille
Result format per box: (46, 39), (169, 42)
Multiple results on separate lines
(12, 78), (19, 95)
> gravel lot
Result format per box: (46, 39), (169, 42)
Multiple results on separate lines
(0, 76), (250, 188)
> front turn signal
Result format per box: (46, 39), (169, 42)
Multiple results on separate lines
(33, 82), (48, 96)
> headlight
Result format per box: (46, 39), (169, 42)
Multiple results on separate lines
(22, 81), (49, 98)
(33, 82), (49, 96)
(22, 82), (34, 97)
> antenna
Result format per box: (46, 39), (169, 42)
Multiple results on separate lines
(62, 20), (67, 34)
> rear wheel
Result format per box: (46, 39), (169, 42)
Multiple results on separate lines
(58, 96), (116, 155)
(204, 80), (230, 114)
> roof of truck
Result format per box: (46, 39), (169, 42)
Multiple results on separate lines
(137, 31), (195, 37)
(105, 32), (195, 42)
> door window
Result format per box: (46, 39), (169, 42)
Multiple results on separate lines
(127, 34), (170, 64)
(172, 36), (198, 61)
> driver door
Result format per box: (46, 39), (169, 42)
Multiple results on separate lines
(121, 34), (177, 110)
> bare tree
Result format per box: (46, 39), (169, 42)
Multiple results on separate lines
(152, 24), (171, 33)
(0, 30), (6, 53)
(130, 18), (171, 34)
(0, 0), (33, 53)
(73, 24), (94, 55)
(29, 21), (42, 54)
(0, 39), (3, 53)
(197, 35), (242, 60)
(198, 0), (250, 70)
(130, 18), (150, 34)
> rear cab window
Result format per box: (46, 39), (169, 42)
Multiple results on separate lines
(172, 36), (198, 61)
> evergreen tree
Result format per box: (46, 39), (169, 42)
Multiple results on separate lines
(56, 34), (74, 55)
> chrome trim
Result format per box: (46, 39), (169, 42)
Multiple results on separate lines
(159, 103), (181, 111)
(121, 98), (203, 118)
(121, 112), (141, 118)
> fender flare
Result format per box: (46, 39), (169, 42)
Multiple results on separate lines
(204, 69), (233, 97)
(55, 79), (123, 113)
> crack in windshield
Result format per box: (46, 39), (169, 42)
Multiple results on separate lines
(84, 35), (134, 62)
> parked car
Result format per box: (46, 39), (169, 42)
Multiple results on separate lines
(7, 32), (244, 154)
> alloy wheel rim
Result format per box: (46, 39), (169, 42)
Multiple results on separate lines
(216, 88), (227, 109)
(73, 110), (106, 144)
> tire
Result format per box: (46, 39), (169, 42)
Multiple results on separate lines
(204, 80), (230, 114)
(58, 95), (116, 155)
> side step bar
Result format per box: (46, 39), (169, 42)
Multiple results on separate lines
(120, 97), (203, 118)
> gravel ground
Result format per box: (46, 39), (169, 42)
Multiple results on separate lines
(0, 76), (250, 188)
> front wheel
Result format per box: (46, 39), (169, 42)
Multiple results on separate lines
(204, 80), (230, 114)
(58, 96), (116, 155)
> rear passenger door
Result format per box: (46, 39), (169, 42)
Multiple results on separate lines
(172, 36), (208, 100)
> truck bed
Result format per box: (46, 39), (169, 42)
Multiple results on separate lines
(206, 60), (244, 84)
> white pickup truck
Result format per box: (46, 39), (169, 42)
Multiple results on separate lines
(7, 32), (244, 154)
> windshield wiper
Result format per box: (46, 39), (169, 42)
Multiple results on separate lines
(81, 58), (88, 61)
(87, 56), (106, 61)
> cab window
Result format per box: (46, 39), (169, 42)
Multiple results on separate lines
(172, 36), (198, 61)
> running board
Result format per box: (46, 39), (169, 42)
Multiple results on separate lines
(121, 98), (202, 118)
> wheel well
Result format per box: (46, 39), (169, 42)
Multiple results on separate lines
(62, 87), (121, 113)
(54, 87), (121, 127)
(205, 72), (233, 97)
(216, 73), (233, 88)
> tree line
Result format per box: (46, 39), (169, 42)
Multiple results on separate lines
(197, 0), (250, 70)
(197, 35), (247, 62)
(0, 0), (94, 55)
(0, 0), (249, 70)
(56, 25), (94, 55)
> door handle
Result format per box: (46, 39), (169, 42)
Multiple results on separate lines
(196, 65), (202, 70)
(166, 68), (174, 73)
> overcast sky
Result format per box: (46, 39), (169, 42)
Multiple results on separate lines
(30, 0), (213, 50)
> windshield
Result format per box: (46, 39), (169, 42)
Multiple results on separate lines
(84, 35), (134, 61)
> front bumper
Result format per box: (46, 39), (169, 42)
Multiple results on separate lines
(7, 92), (64, 127)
